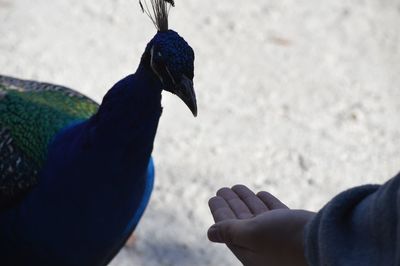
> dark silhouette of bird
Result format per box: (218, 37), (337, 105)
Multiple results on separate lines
(0, 0), (196, 265)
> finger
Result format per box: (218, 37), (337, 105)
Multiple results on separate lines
(208, 196), (236, 223)
(208, 219), (253, 246)
(256, 191), (288, 210)
(232, 184), (269, 215)
(217, 188), (253, 219)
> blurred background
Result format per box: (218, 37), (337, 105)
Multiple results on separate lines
(1, 0), (399, 265)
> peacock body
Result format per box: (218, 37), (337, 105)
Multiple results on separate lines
(0, 76), (98, 207)
(0, 0), (196, 264)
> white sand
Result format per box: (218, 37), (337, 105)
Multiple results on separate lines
(1, 0), (400, 265)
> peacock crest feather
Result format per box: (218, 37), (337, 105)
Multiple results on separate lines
(139, 0), (175, 31)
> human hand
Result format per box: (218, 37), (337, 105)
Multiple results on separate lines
(208, 185), (315, 266)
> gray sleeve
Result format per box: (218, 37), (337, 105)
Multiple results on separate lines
(304, 172), (400, 266)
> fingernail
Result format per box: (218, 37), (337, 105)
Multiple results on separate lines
(207, 226), (221, 242)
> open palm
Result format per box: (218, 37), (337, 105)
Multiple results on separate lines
(208, 185), (315, 266)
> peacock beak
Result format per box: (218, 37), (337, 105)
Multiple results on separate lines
(174, 74), (197, 117)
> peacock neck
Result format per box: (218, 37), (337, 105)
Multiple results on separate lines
(88, 63), (163, 150)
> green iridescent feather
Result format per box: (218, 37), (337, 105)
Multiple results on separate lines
(0, 75), (98, 206)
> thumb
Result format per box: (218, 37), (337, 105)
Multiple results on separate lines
(208, 219), (250, 245)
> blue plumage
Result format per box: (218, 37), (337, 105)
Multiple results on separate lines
(0, 25), (196, 266)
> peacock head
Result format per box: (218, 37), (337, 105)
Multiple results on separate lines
(140, 0), (197, 117)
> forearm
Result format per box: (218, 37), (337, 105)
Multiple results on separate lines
(304, 172), (400, 266)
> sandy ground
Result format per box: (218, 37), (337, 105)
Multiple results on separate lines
(1, 0), (400, 265)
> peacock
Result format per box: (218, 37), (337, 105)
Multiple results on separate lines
(0, 0), (196, 265)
